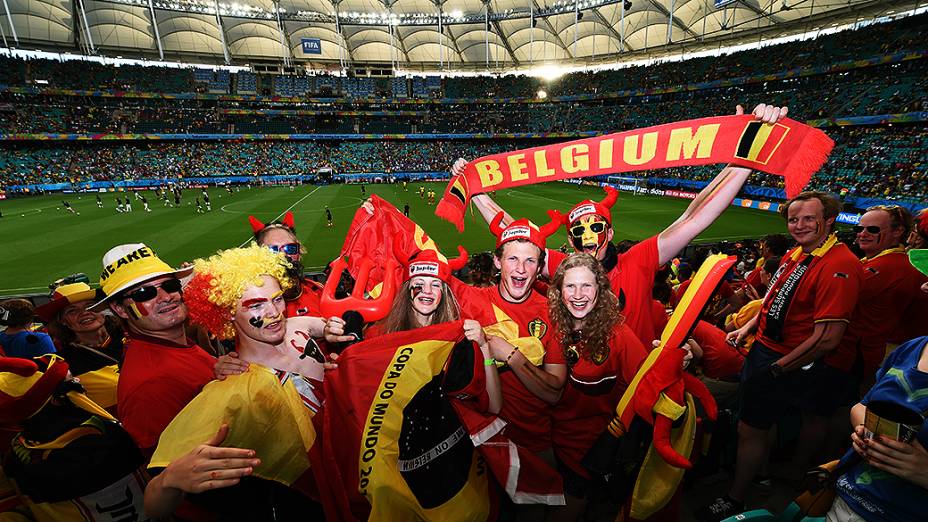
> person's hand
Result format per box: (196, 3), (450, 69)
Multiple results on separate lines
(323, 351), (340, 371)
(214, 352), (249, 380)
(736, 103), (788, 124)
(324, 316), (355, 344)
(161, 424), (260, 493)
(450, 158), (467, 177)
(683, 338), (703, 368)
(463, 319), (487, 347)
(361, 198), (374, 215)
(744, 283), (760, 301)
(726, 323), (754, 348)
(486, 336), (513, 362)
(862, 434), (928, 489)
(851, 423), (867, 458)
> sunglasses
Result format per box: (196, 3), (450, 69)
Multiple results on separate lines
(123, 278), (182, 303)
(570, 222), (607, 238)
(267, 243), (300, 255)
(853, 225), (882, 234)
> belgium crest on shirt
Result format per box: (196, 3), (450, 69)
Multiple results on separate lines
(527, 318), (548, 339)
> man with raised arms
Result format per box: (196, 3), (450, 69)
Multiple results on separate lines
(461, 103), (788, 346)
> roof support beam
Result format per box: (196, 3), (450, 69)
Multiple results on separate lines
(737, 0), (784, 25)
(212, 0), (230, 64)
(1, 0), (18, 44)
(646, 0), (700, 40)
(531, 0), (573, 60)
(332, 1), (355, 67)
(75, 0), (95, 52)
(590, 9), (624, 48)
(273, 0), (290, 66)
(440, 24), (465, 63)
(486, 2), (520, 65)
(146, 0), (164, 60)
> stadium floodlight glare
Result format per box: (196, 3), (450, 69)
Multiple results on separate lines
(536, 89), (547, 99)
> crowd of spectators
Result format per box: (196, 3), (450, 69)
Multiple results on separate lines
(3, 121), (924, 205)
(2, 57), (925, 136)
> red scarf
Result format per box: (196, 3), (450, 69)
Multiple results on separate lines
(436, 114), (833, 231)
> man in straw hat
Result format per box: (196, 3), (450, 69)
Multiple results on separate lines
(90, 243), (216, 455)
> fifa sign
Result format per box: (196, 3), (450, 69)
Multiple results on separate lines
(301, 38), (322, 54)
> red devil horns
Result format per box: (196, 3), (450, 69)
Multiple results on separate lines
(599, 186), (619, 210)
(540, 210), (564, 239)
(282, 211), (295, 230)
(447, 246), (469, 271)
(489, 211), (507, 238)
(248, 211), (297, 236)
(248, 215), (265, 234)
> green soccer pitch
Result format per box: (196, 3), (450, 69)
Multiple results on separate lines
(0, 182), (788, 295)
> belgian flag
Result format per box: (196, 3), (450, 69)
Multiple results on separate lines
(314, 321), (499, 521)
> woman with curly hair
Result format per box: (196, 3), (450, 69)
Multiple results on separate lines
(547, 253), (649, 521)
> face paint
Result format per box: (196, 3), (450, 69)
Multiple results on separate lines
(410, 285), (424, 300)
(128, 302), (149, 319)
(569, 216), (610, 256)
(249, 315), (265, 328)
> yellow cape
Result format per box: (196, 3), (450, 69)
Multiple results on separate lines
(149, 365), (315, 487)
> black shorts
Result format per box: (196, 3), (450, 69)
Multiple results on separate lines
(798, 361), (858, 416)
(739, 343), (855, 429)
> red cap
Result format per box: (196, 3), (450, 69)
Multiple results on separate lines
(489, 211), (562, 250)
(0, 356), (70, 426)
(566, 186), (619, 225)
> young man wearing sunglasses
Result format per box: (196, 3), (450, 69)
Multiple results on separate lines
(839, 205), (928, 387)
(248, 212), (325, 319)
(90, 243), (217, 456)
(465, 103), (789, 347)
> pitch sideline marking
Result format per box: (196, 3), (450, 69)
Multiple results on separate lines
(236, 187), (321, 247)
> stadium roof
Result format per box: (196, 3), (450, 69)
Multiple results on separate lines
(0, 0), (920, 70)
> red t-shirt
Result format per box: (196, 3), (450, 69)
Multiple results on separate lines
(117, 333), (217, 451)
(552, 324), (648, 478)
(451, 279), (562, 452)
(838, 250), (928, 374)
(547, 236), (660, 348)
(744, 267), (766, 294)
(756, 241), (862, 360)
(691, 320), (744, 380)
(286, 279), (324, 318)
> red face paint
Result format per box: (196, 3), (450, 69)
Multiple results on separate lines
(241, 298), (269, 308)
(410, 285), (424, 300)
(129, 302), (150, 318)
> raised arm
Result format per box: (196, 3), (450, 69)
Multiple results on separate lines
(450, 158), (516, 228)
(657, 104), (788, 265)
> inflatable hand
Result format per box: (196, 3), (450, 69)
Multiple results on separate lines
(320, 256), (399, 323)
(610, 254), (734, 469)
(617, 345), (717, 469)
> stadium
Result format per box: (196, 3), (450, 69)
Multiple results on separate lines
(1, 0), (927, 521)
